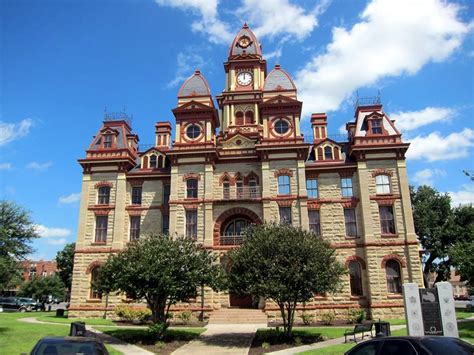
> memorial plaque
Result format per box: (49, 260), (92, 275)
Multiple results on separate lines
(419, 288), (443, 336)
(403, 283), (424, 336)
(436, 282), (459, 337)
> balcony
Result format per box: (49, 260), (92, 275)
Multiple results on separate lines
(222, 186), (261, 200)
(220, 234), (244, 246)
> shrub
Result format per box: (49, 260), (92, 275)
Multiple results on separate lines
(261, 342), (270, 349)
(347, 308), (365, 324)
(178, 310), (192, 324)
(300, 312), (314, 325)
(321, 311), (335, 325)
(114, 305), (151, 323)
(148, 322), (169, 340)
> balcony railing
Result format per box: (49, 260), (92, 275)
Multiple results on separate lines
(220, 234), (244, 246)
(222, 186), (261, 200)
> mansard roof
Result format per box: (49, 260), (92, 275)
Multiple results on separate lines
(264, 65), (296, 91)
(177, 70), (212, 97)
(228, 23), (262, 58)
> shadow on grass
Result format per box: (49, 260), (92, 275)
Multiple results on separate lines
(104, 328), (203, 346)
(0, 327), (8, 334)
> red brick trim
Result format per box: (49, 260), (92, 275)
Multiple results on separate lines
(370, 302), (404, 308)
(69, 306), (214, 312)
(307, 201), (321, 209)
(274, 168), (293, 178)
(381, 254), (407, 268)
(182, 173), (201, 181)
(330, 240), (418, 249)
(387, 294), (403, 299)
(127, 209), (142, 216)
(341, 197), (359, 208)
(94, 181), (113, 189)
(371, 169), (393, 178)
(183, 204), (199, 210)
(213, 207), (262, 246)
(128, 179), (144, 186)
(219, 172), (234, 186)
(75, 248), (121, 254)
(345, 255), (367, 269)
(89, 207), (113, 216)
(85, 260), (104, 274)
(370, 194), (400, 205)
(276, 200), (293, 207)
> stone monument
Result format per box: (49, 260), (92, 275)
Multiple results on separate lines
(402, 282), (459, 337)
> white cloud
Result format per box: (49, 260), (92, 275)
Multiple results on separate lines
(0, 163), (12, 170)
(406, 128), (474, 161)
(58, 193), (81, 205)
(448, 184), (474, 207)
(239, 0), (328, 41)
(167, 51), (206, 88)
(26, 161), (53, 171)
(390, 107), (455, 132)
(338, 124), (346, 134)
(46, 238), (68, 246)
(35, 225), (71, 238)
(296, 0), (473, 115)
(412, 168), (446, 186)
(155, 0), (232, 44)
(0, 118), (34, 146)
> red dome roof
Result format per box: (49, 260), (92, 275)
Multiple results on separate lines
(228, 23), (262, 58)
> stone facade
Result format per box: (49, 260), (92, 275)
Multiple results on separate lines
(69, 24), (423, 320)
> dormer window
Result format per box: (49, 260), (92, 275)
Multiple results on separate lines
(149, 155), (157, 169)
(371, 119), (382, 134)
(324, 146), (333, 160)
(104, 135), (113, 148)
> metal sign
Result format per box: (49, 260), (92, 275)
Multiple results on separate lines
(419, 288), (443, 336)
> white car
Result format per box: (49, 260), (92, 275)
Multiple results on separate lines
(467, 298), (474, 308)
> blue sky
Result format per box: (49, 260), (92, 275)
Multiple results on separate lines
(1, 0), (473, 260)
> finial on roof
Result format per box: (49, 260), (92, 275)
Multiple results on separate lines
(243, 22), (248, 28)
(275, 64), (281, 69)
(194, 70), (201, 75)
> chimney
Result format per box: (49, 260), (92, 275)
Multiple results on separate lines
(155, 122), (172, 148)
(311, 113), (327, 143)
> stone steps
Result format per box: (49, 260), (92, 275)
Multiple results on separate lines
(209, 308), (268, 324)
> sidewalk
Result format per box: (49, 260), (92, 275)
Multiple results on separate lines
(172, 323), (267, 355)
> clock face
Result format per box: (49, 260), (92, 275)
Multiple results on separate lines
(237, 72), (253, 86)
(238, 36), (251, 48)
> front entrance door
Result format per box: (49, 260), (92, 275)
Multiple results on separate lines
(229, 293), (254, 308)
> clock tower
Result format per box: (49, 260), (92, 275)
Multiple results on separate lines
(217, 23), (267, 134)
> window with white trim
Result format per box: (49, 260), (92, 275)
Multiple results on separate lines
(375, 175), (391, 194)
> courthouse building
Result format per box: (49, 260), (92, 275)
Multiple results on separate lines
(69, 25), (423, 319)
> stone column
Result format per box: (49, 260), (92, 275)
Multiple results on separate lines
(203, 163), (214, 246)
(261, 161), (272, 222)
(296, 159), (309, 229)
(111, 172), (126, 249)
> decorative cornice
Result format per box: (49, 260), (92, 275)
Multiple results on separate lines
(371, 169), (394, 177)
(94, 181), (113, 189)
(182, 173), (201, 181)
(274, 168), (293, 178)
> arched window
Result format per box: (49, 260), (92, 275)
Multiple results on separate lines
(324, 146), (333, 160)
(186, 179), (198, 198)
(349, 261), (363, 296)
(245, 111), (254, 124)
(386, 260), (402, 294)
(236, 177), (243, 198)
(224, 218), (251, 236)
(149, 155), (157, 169)
(223, 179), (230, 199)
(235, 111), (244, 125)
(90, 267), (102, 300)
(249, 178), (258, 198)
(274, 118), (289, 135)
(158, 155), (163, 168)
(97, 186), (110, 205)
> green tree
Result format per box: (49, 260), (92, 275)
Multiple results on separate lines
(18, 274), (66, 301)
(228, 223), (345, 337)
(97, 234), (225, 325)
(55, 243), (75, 296)
(0, 200), (39, 290)
(410, 186), (453, 286)
(448, 206), (474, 290)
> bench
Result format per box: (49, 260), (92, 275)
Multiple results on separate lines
(344, 323), (373, 343)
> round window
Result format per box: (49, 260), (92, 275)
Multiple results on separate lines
(186, 124), (201, 139)
(274, 119), (290, 135)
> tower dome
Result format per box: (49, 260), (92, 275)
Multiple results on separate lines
(228, 23), (262, 59)
(264, 64), (296, 91)
(177, 70), (212, 97)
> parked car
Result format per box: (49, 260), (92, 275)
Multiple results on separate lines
(467, 298), (474, 308)
(0, 297), (30, 312)
(30, 336), (109, 355)
(17, 297), (39, 311)
(345, 336), (473, 355)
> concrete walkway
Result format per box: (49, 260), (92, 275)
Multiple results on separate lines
(172, 323), (267, 355)
(19, 317), (153, 355)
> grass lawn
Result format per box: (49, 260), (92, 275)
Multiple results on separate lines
(103, 327), (205, 354)
(36, 312), (116, 326)
(0, 312), (122, 355)
(456, 308), (474, 320)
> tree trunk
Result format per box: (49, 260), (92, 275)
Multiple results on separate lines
(278, 303), (288, 335)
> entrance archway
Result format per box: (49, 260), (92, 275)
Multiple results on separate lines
(213, 207), (262, 246)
